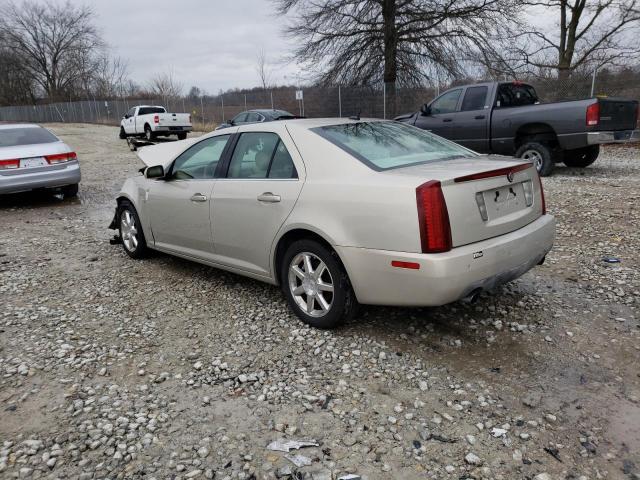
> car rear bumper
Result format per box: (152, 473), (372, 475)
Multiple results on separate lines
(0, 161), (81, 194)
(586, 129), (639, 144)
(336, 214), (555, 307)
(154, 126), (193, 132)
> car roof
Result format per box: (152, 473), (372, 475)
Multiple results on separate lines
(0, 123), (42, 130)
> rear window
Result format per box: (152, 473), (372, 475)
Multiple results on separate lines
(138, 107), (166, 115)
(0, 127), (58, 147)
(312, 121), (476, 171)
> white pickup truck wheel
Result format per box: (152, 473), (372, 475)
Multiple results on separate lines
(144, 125), (155, 141)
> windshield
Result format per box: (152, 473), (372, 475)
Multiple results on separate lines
(312, 121), (476, 170)
(0, 127), (59, 147)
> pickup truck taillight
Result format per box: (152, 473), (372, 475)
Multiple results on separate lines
(586, 102), (599, 126)
(416, 180), (452, 253)
(154, 115), (159, 124)
(45, 152), (77, 164)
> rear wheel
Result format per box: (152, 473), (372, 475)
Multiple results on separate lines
(281, 239), (356, 329)
(119, 127), (127, 139)
(62, 183), (79, 198)
(563, 145), (599, 168)
(144, 125), (155, 141)
(515, 142), (555, 177)
(118, 201), (148, 259)
(177, 132), (187, 140)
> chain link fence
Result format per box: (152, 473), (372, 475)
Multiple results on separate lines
(1, 70), (638, 129)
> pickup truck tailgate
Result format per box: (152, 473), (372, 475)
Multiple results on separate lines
(157, 113), (191, 127)
(598, 98), (638, 131)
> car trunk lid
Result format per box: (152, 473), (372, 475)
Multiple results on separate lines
(387, 156), (544, 248)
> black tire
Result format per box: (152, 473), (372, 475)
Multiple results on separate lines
(177, 132), (187, 140)
(563, 145), (599, 168)
(118, 200), (148, 259)
(281, 239), (357, 329)
(62, 183), (79, 198)
(515, 142), (555, 177)
(144, 125), (155, 141)
(119, 127), (127, 139)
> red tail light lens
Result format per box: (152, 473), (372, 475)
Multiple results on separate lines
(0, 159), (20, 170)
(416, 180), (452, 253)
(45, 152), (77, 164)
(154, 115), (159, 124)
(586, 102), (599, 126)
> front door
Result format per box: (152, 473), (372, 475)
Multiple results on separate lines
(211, 130), (304, 277)
(147, 134), (231, 259)
(414, 88), (462, 138)
(448, 85), (490, 152)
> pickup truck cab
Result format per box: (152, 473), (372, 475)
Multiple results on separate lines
(120, 106), (192, 141)
(396, 81), (639, 175)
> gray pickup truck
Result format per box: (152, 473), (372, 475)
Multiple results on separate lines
(396, 81), (639, 175)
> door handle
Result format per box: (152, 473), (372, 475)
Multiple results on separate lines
(190, 193), (208, 202)
(257, 192), (281, 203)
(442, 118), (452, 122)
(474, 115), (486, 120)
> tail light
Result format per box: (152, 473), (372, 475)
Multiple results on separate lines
(154, 115), (159, 124)
(416, 180), (452, 253)
(45, 152), (77, 164)
(0, 159), (20, 170)
(537, 172), (546, 214)
(586, 102), (599, 126)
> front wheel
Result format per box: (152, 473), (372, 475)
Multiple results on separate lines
(118, 201), (148, 259)
(281, 239), (357, 329)
(515, 142), (555, 177)
(563, 145), (599, 168)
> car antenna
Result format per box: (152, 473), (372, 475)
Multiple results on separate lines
(349, 110), (361, 121)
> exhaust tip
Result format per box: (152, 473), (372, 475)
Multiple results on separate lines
(461, 288), (483, 304)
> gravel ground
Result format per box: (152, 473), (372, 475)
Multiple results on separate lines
(1, 123), (639, 480)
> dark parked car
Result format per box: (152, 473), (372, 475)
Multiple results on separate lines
(396, 81), (639, 175)
(215, 109), (298, 130)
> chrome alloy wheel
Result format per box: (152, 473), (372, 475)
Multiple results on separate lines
(288, 252), (335, 318)
(520, 149), (543, 172)
(120, 210), (139, 252)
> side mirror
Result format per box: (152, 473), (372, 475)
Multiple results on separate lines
(227, 119), (234, 125)
(420, 104), (431, 116)
(145, 165), (165, 179)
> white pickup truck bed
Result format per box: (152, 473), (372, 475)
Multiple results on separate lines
(120, 105), (192, 141)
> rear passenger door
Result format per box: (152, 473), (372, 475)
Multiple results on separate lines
(210, 130), (305, 277)
(448, 86), (490, 152)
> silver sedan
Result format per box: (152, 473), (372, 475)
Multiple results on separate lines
(0, 124), (81, 197)
(110, 119), (555, 328)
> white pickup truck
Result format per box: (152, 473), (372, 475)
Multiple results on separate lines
(119, 105), (192, 141)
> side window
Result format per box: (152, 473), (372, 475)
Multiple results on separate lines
(127, 108), (136, 117)
(461, 86), (488, 111)
(171, 135), (229, 180)
(233, 113), (248, 124)
(245, 112), (261, 122)
(430, 89), (462, 114)
(269, 140), (298, 179)
(227, 132), (298, 179)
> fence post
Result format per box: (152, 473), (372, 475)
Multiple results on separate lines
(244, 94), (247, 111)
(338, 86), (342, 117)
(590, 67), (597, 97)
(200, 95), (205, 126)
(270, 91), (274, 110)
(221, 95), (225, 122)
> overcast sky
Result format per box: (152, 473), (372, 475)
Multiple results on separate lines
(82, 0), (300, 93)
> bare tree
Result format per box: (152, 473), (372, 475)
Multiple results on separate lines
(148, 70), (184, 99)
(256, 48), (273, 90)
(274, 0), (517, 94)
(0, 0), (104, 100)
(509, 0), (640, 78)
(92, 55), (130, 99)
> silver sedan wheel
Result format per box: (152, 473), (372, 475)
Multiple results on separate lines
(120, 210), (139, 252)
(288, 252), (335, 318)
(520, 149), (543, 172)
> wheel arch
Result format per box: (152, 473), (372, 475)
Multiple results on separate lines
(114, 190), (154, 245)
(272, 226), (348, 287)
(514, 122), (558, 149)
